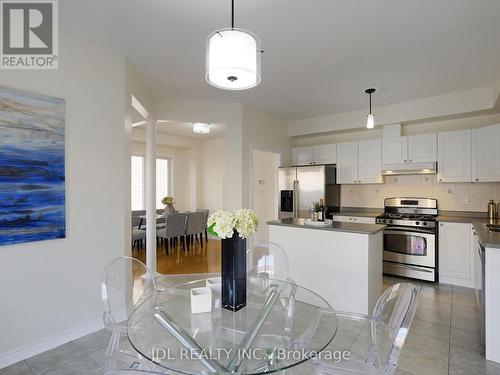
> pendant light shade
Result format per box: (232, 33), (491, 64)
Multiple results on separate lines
(366, 113), (375, 129)
(365, 88), (376, 129)
(206, 28), (261, 90)
(206, 0), (262, 90)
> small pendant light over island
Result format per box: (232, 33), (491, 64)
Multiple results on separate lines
(365, 88), (376, 129)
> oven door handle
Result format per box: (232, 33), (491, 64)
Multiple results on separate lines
(385, 262), (435, 274)
(384, 227), (435, 235)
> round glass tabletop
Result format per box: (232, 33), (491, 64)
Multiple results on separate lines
(127, 275), (338, 375)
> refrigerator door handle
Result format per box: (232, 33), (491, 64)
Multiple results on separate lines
(293, 180), (299, 218)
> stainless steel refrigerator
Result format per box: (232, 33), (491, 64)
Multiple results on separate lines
(278, 165), (340, 219)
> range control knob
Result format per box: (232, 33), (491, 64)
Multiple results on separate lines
(422, 222), (428, 226)
(388, 219), (393, 224)
(415, 221), (420, 226)
(383, 219), (387, 224)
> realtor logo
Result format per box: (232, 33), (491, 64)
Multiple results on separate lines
(1, 0), (58, 69)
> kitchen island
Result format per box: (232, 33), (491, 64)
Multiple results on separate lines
(268, 218), (385, 314)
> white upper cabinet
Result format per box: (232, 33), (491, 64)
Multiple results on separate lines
(336, 141), (358, 184)
(291, 146), (314, 165)
(472, 124), (500, 182)
(408, 133), (437, 163)
(382, 137), (407, 164)
(313, 144), (337, 164)
(437, 129), (472, 183)
(337, 139), (382, 184)
(382, 134), (437, 165)
(291, 144), (336, 165)
(358, 139), (383, 184)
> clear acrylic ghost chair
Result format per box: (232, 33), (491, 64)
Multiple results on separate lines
(101, 257), (165, 373)
(105, 370), (168, 375)
(313, 283), (419, 375)
(246, 242), (299, 339)
(105, 370), (169, 375)
(246, 242), (291, 284)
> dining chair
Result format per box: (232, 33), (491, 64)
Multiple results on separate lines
(196, 208), (209, 243)
(185, 211), (205, 250)
(247, 242), (291, 283)
(132, 228), (146, 252)
(101, 257), (162, 373)
(313, 283), (419, 375)
(157, 213), (187, 254)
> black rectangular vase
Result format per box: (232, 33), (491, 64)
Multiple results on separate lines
(221, 230), (247, 311)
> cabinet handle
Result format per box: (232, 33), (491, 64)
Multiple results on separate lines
(409, 159), (413, 162)
(438, 178), (442, 182)
(440, 223), (443, 227)
(404, 160), (407, 163)
(475, 178), (479, 182)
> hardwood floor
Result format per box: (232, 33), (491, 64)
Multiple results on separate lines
(132, 237), (221, 275)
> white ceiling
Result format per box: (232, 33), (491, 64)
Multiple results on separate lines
(157, 121), (226, 140)
(62, 0), (500, 120)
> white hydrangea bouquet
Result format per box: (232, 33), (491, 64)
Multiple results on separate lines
(207, 209), (258, 239)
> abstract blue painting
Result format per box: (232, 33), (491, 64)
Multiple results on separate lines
(0, 85), (65, 246)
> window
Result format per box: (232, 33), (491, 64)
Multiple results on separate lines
(131, 156), (172, 210)
(131, 156), (144, 210)
(156, 158), (171, 209)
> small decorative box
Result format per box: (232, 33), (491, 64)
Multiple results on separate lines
(190, 287), (212, 314)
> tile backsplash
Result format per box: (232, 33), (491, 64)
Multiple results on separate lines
(341, 175), (500, 212)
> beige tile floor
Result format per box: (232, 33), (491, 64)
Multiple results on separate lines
(1, 276), (499, 375)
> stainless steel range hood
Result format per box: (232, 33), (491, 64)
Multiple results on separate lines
(381, 162), (436, 176)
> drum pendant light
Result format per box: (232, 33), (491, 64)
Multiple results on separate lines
(206, 0), (262, 90)
(365, 88), (376, 129)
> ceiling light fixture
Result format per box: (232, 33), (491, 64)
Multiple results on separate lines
(206, 0), (262, 90)
(365, 88), (376, 129)
(193, 123), (211, 134)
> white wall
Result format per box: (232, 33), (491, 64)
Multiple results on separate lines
(0, 34), (127, 366)
(242, 104), (291, 209)
(197, 138), (226, 212)
(252, 150), (279, 243)
(289, 86), (498, 136)
(291, 112), (500, 147)
(154, 98), (243, 210)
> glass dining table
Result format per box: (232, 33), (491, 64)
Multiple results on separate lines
(127, 273), (338, 374)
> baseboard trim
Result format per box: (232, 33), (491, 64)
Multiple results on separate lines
(0, 318), (104, 369)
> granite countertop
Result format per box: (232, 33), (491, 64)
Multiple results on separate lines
(267, 218), (386, 235)
(436, 211), (500, 249)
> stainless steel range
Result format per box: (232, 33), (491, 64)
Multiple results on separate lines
(376, 197), (438, 282)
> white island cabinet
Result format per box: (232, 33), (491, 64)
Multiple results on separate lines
(268, 219), (384, 314)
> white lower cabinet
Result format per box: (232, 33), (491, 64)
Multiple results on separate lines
(439, 222), (474, 288)
(331, 215), (376, 224)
